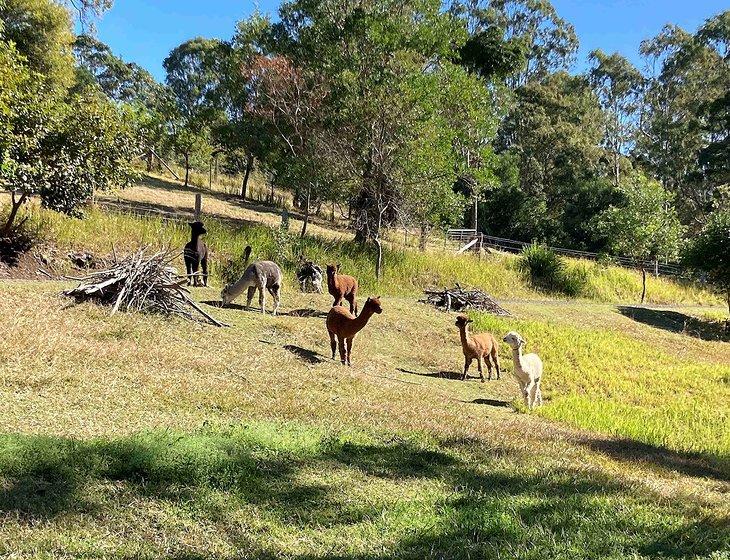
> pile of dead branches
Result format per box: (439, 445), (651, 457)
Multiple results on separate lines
(63, 248), (227, 327)
(421, 284), (511, 316)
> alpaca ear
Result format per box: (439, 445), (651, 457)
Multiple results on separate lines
(336, 263), (341, 271)
(467, 319), (473, 324)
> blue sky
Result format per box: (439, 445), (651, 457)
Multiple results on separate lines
(93, 0), (727, 81)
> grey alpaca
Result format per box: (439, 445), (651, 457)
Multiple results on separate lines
(220, 246), (282, 315)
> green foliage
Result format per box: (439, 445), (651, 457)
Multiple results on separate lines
(683, 209), (730, 312)
(593, 173), (684, 263)
(519, 243), (586, 296)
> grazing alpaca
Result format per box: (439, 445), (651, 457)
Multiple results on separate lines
(221, 247), (282, 315)
(326, 296), (382, 366)
(184, 221), (209, 286)
(297, 259), (323, 293)
(503, 331), (543, 410)
(454, 314), (501, 382)
(326, 263), (358, 315)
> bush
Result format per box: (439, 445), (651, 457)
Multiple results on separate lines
(519, 243), (586, 297)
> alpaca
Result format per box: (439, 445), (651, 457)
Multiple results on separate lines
(220, 247), (282, 315)
(454, 314), (500, 382)
(503, 331), (543, 410)
(326, 263), (358, 315)
(297, 259), (323, 293)
(326, 296), (382, 366)
(183, 221), (208, 286)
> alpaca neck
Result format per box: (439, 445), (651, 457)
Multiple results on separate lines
(511, 346), (524, 366)
(229, 273), (254, 296)
(190, 233), (201, 243)
(327, 273), (337, 291)
(351, 306), (376, 333)
(458, 326), (472, 348)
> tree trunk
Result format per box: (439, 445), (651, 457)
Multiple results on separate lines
(1, 192), (27, 236)
(472, 195), (478, 231)
(375, 236), (383, 280)
(146, 149), (154, 172)
(613, 152), (620, 189)
(213, 153), (219, 183)
(184, 153), (190, 187)
(300, 184), (311, 239)
(419, 224), (429, 252)
(640, 267), (647, 304)
(240, 153), (253, 200)
(654, 257), (659, 278)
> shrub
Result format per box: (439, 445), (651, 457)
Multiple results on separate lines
(519, 243), (586, 297)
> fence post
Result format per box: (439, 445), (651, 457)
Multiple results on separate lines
(194, 194), (202, 221)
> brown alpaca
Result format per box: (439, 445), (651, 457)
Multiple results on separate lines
(455, 314), (501, 382)
(326, 296), (382, 366)
(326, 263), (359, 315)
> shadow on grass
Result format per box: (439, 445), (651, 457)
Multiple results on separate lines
(396, 368), (464, 381)
(284, 345), (325, 364)
(0, 428), (728, 558)
(617, 306), (729, 342)
(286, 308), (328, 318)
(468, 398), (512, 408)
(580, 435), (730, 482)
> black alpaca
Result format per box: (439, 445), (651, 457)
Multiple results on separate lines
(184, 221), (209, 286)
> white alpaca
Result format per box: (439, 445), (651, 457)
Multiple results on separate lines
(221, 260), (282, 315)
(503, 331), (543, 410)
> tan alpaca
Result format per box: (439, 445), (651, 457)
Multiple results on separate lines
(326, 263), (359, 315)
(455, 314), (501, 382)
(326, 296), (382, 366)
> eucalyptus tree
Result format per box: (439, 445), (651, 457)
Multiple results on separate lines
(588, 50), (644, 188)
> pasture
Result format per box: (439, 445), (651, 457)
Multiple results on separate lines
(0, 177), (728, 558)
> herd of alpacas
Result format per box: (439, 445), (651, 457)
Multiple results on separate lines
(184, 221), (544, 410)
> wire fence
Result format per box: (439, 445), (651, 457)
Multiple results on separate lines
(446, 229), (684, 277)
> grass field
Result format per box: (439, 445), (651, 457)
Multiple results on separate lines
(0, 175), (728, 558)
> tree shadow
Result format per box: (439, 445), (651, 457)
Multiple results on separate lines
(284, 345), (325, 365)
(617, 306), (729, 342)
(467, 398), (512, 408)
(0, 430), (727, 558)
(579, 435), (730, 482)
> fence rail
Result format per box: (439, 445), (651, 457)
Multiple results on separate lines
(446, 229), (683, 277)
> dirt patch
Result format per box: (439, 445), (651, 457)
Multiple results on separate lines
(0, 245), (102, 281)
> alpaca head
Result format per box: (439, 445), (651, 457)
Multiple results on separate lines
(326, 263), (339, 278)
(365, 296), (383, 314)
(503, 331), (525, 350)
(455, 314), (472, 329)
(188, 221), (207, 236)
(220, 284), (234, 307)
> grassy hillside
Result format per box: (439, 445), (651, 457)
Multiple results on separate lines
(0, 175), (728, 557)
(10, 174), (721, 307)
(0, 283), (728, 558)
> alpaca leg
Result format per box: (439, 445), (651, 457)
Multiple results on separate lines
(191, 261), (200, 286)
(476, 356), (485, 383)
(271, 285), (280, 316)
(185, 260), (193, 286)
(523, 380), (535, 410)
(345, 337), (353, 366)
(201, 257), (208, 287)
(462, 357), (472, 381)
(246, 286), (256, 308)
(259, 287), (266, 314)
(328, 330), (337, 360)
(536, 380), (543, 406)
(492, 350), (501, 380)
(337, 336), (347, 365)
(484, 355), (493, 381)
(352, 295), (358, 316)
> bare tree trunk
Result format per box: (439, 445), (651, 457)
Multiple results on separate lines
(640, 267), (647, 304)
(419, 223), (429, 252)
(375, 236), (383, 280)
(472, 195), (478, 230)
(213, 153), (219, 183)
(146, 149), (154, 172)
(240, 153), (253, 200)
(654, 257), (659, 278)
(1, 192), (28, 236)
(613, 152), (620, 189)
(184, 153), (190, 188)
(300, 184), (311, 239)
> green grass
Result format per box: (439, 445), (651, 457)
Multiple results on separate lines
(1, 421), (728, 559)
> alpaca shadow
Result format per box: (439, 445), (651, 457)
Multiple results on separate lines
(286, 308), (328, 318)
(201, 300), (246, 310)
(617, 306), (729, 342)
(396, 368), (464, 381)
(468, 398), (512, 408)
(284, 345), (325, 365)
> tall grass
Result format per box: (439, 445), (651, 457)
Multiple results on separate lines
(21, 201), (723, 306)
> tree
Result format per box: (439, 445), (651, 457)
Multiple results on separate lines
(163, 38), (229, 186)
(588, 49), (644, 188)
(593, 174), (684, 303)
(683, 209), (730, 315)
